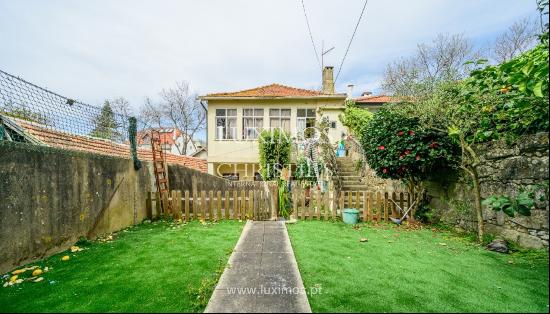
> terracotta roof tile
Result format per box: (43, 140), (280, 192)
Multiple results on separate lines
(206, 83), (331, 97)
(354, 95), (395, 103)
(16, 120), (207, 173)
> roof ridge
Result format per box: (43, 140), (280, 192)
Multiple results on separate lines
(205, 83), (330, 97)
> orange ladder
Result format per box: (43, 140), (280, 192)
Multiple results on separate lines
(151, 130), (170, 213)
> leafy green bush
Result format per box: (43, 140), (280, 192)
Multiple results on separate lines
(361, 108), (458, 182)
(462, 33), (549, 141)
(258, 128), (291, 180)
(339, 99), (374, 136)
(482, 191), (535, 217)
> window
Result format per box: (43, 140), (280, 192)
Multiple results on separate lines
(297, 109), (316, 138)
(269, 109), (291, 133)
(242, 108), (264, 139)
(216, 109), (237, 139)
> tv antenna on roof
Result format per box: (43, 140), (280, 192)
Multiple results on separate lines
(321, 40), (335, 70)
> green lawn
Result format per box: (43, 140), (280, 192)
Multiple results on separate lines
(287, 221), (549, 313)
(0, 220), (244, 313)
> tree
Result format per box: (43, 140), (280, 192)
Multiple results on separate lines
(493, 18), (538, 63)
(91, 100), (121, 140)
(382, 33), (479, 97)
(110, 97), (133, 138)
(139, 82), (206, 155)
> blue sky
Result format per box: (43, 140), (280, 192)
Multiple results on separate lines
(0, 0), (542, 113)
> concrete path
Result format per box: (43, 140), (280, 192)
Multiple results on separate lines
(204, 221), (312, 313)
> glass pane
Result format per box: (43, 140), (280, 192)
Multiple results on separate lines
(254, 109), (264, 116)
(270, 109), (279, 116)
(297, 109), (305, 117)
(296, 118), (306, 132)
(255, 118), (263, 129)
(216, 117), (225, 127)
(227, 109), (237, 116)
(306, 117), (316, 128)
(281, 118), (290, 132)
(281, 109), (291, 117)
(270, 118), (280, 129)
(243, 109), (253, 116)
(306, 109), (315, 117)
(216, 109), (226, 116)
(227, 118), (237, 139)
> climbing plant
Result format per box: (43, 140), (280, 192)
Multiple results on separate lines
(258, 128), (291, 181)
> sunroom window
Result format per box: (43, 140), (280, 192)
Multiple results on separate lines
(242, 108), (264, 139)
(216, 109), (237, 140)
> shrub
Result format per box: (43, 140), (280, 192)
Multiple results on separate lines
(462, 33), (549, 141)
(339, 99), (374, 136)
(361, 108), (458, 183)
(258, 129), (291, 180)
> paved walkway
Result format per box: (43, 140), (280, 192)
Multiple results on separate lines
(204, 221), (312, 313)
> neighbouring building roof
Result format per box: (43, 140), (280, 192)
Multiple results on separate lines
(10, 118), (207, 172)
(354, 95), (395, 104)
(202, 83), (346, 99)
(137, 128), (193, 146)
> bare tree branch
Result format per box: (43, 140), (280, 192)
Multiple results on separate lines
(493, 18), (538, 63)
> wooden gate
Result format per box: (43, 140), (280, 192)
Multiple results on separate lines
(146, 189), (274, 221)
(291, 188), (421, 222)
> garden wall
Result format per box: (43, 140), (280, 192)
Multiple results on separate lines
(426, 132), (549, 249)
(0, 143), (242, 273)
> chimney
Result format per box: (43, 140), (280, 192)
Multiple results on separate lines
(361, 91), (373, 97)
(322, 66), (335, 94)
(346, 84), (354, 99)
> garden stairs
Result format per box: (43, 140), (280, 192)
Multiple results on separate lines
(336, 157), (371, 191)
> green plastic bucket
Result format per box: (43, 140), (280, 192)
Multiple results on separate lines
(342, 208), (360, 224)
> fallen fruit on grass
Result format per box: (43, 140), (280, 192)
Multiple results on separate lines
(9, 275), (18, 283)
(32, 269), (43, 276)
(359, 238), (369, 242)
(33, 277), (44, 283)
(61, 255), (70, 261)
(14, 279), (23, 284)
(70, 246), (80, 253)
(11, 269), (26, 275)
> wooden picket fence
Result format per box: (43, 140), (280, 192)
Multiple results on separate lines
(146, 189), (274, 221)
(291, 189), (421, 222)
(146, 188), (422, 223)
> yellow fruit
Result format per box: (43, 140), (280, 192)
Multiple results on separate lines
(32, 269), (43, 276)
(70, 246), (80, 253)
(61, 255), (70, 261)
(9, 275), (17, 283)
(11, 269), (26, 275)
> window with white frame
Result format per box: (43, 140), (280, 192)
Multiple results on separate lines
(215, 109), (237, 140)
(296, 108), (316, 137)
(269, 109), (291, 133)
(242, 108), (264, 139)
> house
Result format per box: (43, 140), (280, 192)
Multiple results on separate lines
(137, 128), (201, 156)
(199, 66), (348, 181)
(190, 140), (208, 159)
(0, 115), (207, 172)
(353, 91), (395, 111)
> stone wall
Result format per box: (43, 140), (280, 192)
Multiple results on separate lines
(0, 142), (250, 273)
(426, 133), (549, 249)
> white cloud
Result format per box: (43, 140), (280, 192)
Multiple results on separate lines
(0, 0), (540, 109)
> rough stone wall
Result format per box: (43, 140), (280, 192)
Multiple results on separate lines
(0, 143), (245, 273)
(426, 133), (549, 249)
